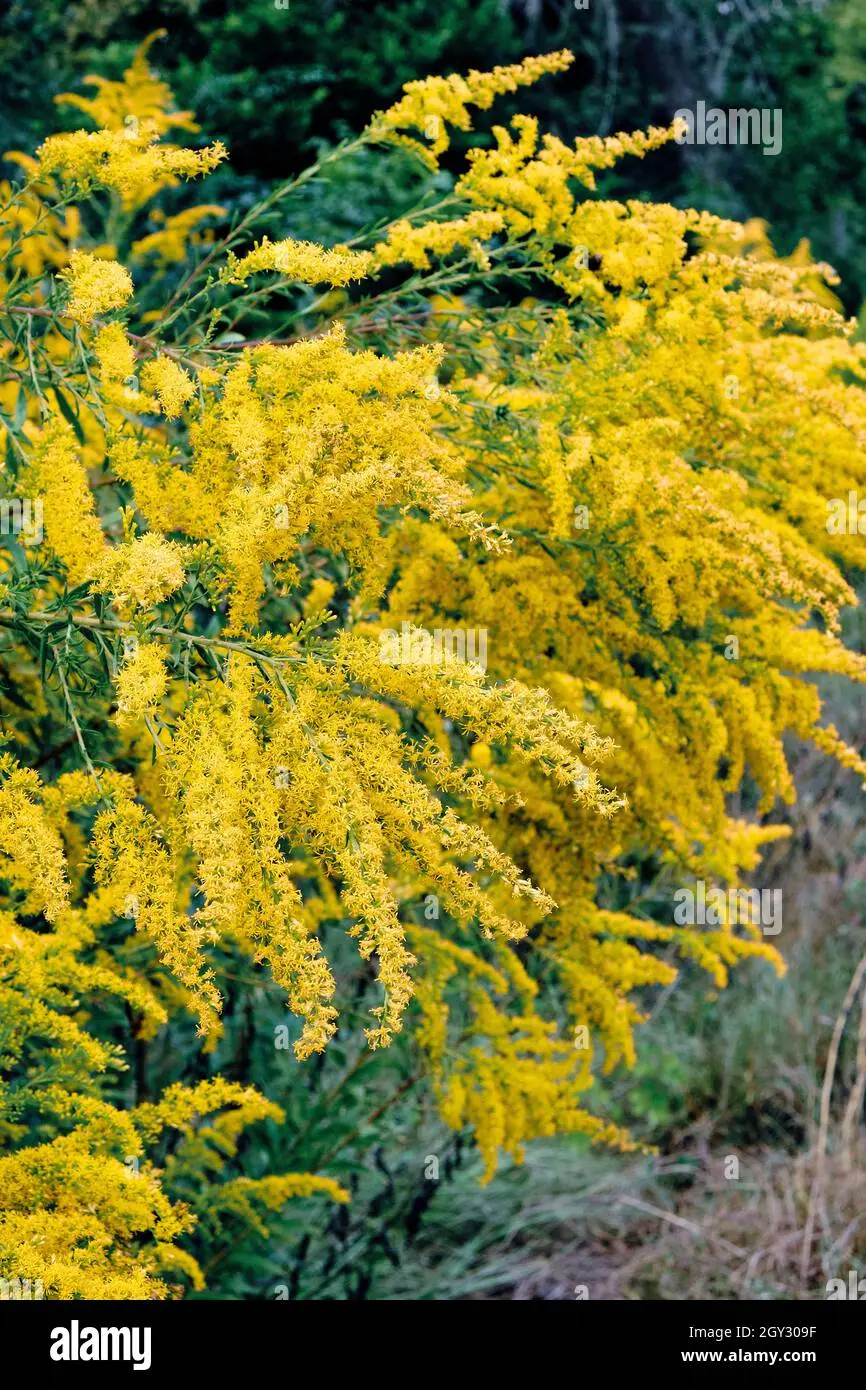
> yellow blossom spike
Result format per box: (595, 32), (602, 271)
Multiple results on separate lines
(114, 643), (169, 728)
(224, 236), (373, 287)
(367, 50), (574, 169)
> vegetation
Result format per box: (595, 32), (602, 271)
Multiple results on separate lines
(0, 16), (864, 1300)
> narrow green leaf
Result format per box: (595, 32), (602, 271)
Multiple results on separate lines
(52, 387), (86, 445)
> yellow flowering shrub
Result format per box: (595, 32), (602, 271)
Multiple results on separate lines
(0, 36), (864, 1291)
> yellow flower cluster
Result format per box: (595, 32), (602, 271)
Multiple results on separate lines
(0, 757), (347, 1297)
(140, 355), (196, 418)
(224, 236), (373, 287)
(456, 112), (681, 245)
(53, 29), (199, 138)
(37, 126), (226, 210)
(92, 532), (188, 611)
(35, 32), (224, 213)
(375, 79), (866, 1132)
(114, 644), (169, 727)
(23, 420), (106, 582)
(109, 323), (506, 632)
(368, 50), (573, 167)
(0, 756), (69, 920)
(132, 205), (226, 264)
(0, 153), (81, 278)
(94, 321), (137, 382)
(411, 926), (642, 1181)
(372, 210), (505, 271)
(60, 250), (134, 323)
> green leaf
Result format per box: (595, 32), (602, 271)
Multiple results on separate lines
(63, 581), (94, 604)
(38, 620), (68, 684)
(52, 387), (86, 445)
(4, 431), (18, 479)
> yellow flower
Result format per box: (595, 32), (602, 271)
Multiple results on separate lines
(59, 250), (133, 324)
(37, 127), (226, 211)
(23, 419), (106, 582)
(114, 643), (168, 728)
(93, 322), (136, 383)
(0, 757), (69, 920)
(92, 533), (187, 611)
(131, 205), (225, 265)
(53, 31), (199, 138)
(224, 236), (373, 287)
(372, 210), (505, 271)
(367, 50), (574, 168)
(140, 355), (195, 418)
(302, 577), (337, 615)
